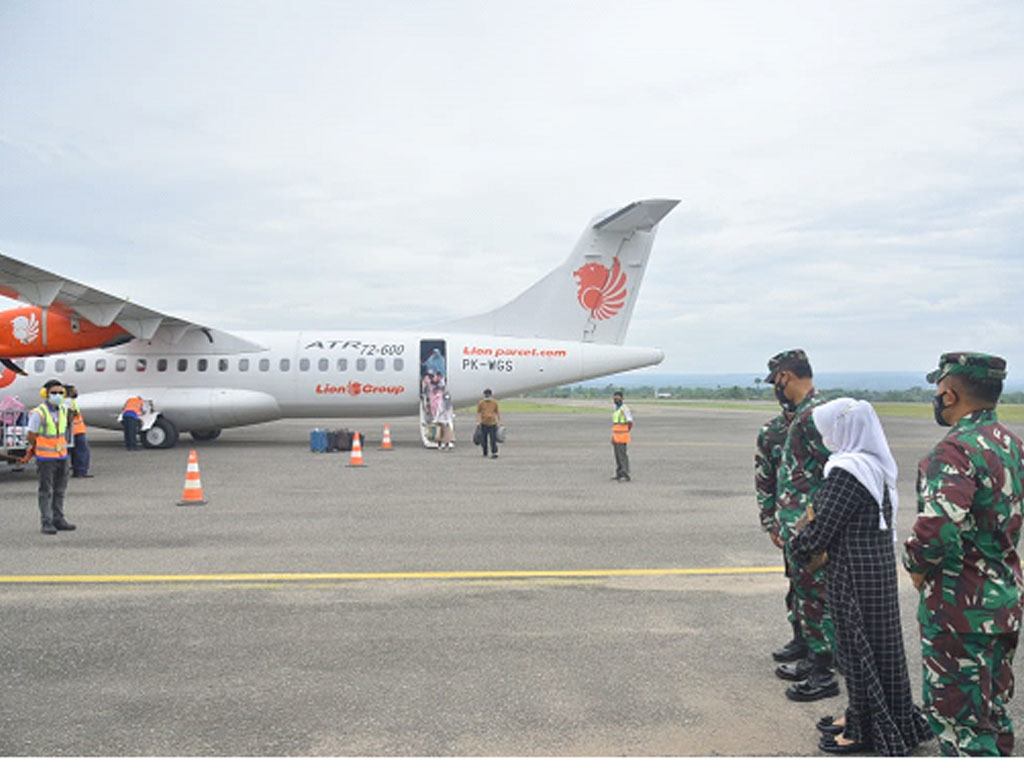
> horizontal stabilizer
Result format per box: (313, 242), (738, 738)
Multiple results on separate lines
(594, 199), (680, 233)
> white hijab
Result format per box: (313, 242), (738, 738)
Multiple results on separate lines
(812, 397), (898, 533)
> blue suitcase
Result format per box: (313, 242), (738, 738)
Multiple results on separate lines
(310, 428), (328, 453)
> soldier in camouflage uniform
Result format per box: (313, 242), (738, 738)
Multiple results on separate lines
(903, 352), (1024, 756)
(767, 349), (838, 701)
(756, 407), (804, 664)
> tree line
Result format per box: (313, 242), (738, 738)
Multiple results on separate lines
(528, 384), (1024, 404)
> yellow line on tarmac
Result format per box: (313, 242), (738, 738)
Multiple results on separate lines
(0, 565), (784, 585)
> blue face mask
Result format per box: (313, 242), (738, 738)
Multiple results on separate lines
(48, 393), (64, 406)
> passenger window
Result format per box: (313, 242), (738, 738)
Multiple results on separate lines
(157, 359), (168, 372)
(299, 358), (310, 372)
(279, 359), (290, 372)
(259, 359), (270, 372)
(375, 358), (385, 372)
(136, 359), (147, 372)
(55, 359), (66, 373)
(239, 359), (250, 372)
(394, 358), (404, 371)
(95, 359), (106, 372)
(34, 359), (45, 373)
(356, 358), (366, 372)
(178, 359), (188, 372)
(116, 359), (127, 372)
(318, 358), (329, 372)
(336, 359), (347, 372)
(198, 359), (208, 372)
(218, 358), (228, 372)
(75, 359), (86, 372)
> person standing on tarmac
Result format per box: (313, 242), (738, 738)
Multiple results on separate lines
(755, 404), (803, 665)
(476, 388), (502, 458)
(120, 394), (145, 450)
(766, 349), (838, 702)
(611, 391), (633, 481)
(903, 352), (1023, 756)
(21, 379), (77, 535)
(65, 384), (93, 477)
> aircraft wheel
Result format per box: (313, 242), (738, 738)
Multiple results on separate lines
(142, 416), (179, 449)
(190, 429), (222, 442)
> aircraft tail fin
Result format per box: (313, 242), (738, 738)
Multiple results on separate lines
(439, 199), (679, 344)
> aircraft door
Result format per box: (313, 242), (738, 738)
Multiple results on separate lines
(419, 339), (449, 448)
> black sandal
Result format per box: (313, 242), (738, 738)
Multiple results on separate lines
(816, 714), (844, 736)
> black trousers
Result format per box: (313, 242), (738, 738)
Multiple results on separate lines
(123, 416), (140, 449)
(480, 424), (498, 455)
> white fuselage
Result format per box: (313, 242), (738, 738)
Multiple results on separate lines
(6, 330), (662, 433)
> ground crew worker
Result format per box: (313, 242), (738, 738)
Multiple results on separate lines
(903, 352), (1023, 756)
(21, 379), (77, 534)
(65, 384), (93, 477)
(121, 394), (144, 450)
(755, 406), (804, 667)
(611, 390), (632, 481)
(766, 349), (837, 701)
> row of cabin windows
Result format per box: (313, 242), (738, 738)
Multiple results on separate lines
(32, 357), (405, 374)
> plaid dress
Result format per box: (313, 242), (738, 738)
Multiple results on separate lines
(792, 467), (931, 755)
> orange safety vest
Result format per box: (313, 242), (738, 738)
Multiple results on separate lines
(122, 396), (144, 417)
(612, 405), (631, 444)
(32, 403), (68, 460)
(70, 403), (87, 435)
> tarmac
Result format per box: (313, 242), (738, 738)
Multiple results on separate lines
(1, 401), (1022, 757)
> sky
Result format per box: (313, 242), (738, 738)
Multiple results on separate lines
(1, 0), (1022, 380)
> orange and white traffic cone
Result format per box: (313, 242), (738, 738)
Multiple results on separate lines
(176, 449), (208, 505)
(379, 424), (393, 451)
(348, 431), (365, 468)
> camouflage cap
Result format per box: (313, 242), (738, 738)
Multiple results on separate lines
(765, 349), (809, 383)
(926, 351), (1007, 384)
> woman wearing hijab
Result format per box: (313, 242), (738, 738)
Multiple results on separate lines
(790, 398), (931, 756)
(436, 393), (455, 450)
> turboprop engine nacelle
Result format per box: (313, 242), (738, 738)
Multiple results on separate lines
(0, 306), (132, 358)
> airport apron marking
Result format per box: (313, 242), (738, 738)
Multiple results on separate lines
(0, 566), (784, 585)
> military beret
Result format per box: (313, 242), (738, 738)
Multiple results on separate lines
(926, 351), (1007, 384)
(765, 349), (809, 383)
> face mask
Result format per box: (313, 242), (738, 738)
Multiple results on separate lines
(48, 393), (64, 406)
(932, 392), (951, 427)
(773, 380), (794, 412)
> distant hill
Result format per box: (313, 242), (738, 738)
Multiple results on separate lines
(583, 371), (1024, 393)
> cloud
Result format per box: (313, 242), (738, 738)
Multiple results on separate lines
(0, 0), (1022, 377)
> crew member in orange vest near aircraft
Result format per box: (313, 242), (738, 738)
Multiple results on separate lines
(65, 384), (93, 477)
(611, 390), (633, 482)
(21, 379), (77, 534)
(121, 394), (145, 451)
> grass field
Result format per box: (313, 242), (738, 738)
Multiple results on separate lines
(486, 398), (1024, 422)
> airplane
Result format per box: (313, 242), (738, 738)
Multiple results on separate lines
(0, 198), (679, 449)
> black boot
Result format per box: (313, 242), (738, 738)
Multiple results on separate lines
(772, 624), (808, 662)
(785, 651), (839, 701)
(775, 656), (813, 681)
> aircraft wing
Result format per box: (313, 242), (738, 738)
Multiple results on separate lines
(0, 252), (264, 353)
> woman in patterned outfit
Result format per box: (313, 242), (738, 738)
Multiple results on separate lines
(791, 398), (931, 755)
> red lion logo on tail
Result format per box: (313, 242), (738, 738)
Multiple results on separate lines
(573, 256), (627, 320)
